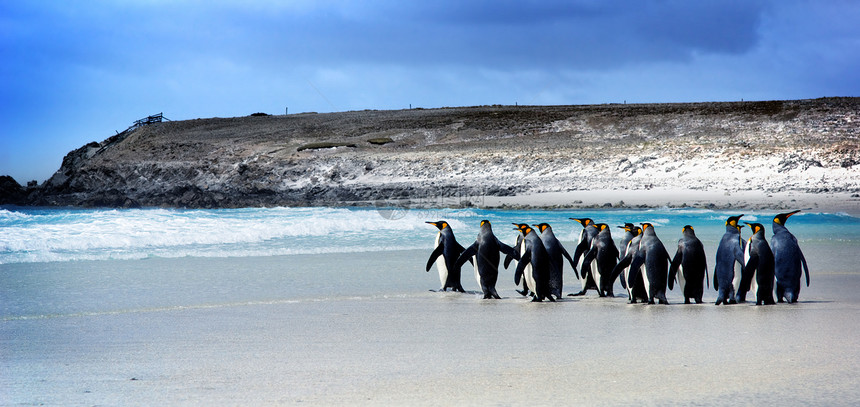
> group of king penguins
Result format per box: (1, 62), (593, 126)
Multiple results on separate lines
(425, 210), (810, 305)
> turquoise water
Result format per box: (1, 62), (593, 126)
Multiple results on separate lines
(2, 206), (858, 318)
(2, 206), (857, 265)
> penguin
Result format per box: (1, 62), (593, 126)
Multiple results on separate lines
(618, 223), (637, 259)
(611, 226), (648, 303)
(569, 218), (601, 296)
(741, 222), (776, 305)
(713, 215), (746, 305)
(503, 231), (530, 296)
(513, 223), (555, 302)
(615, 224), (640, 290)
(533, 223), (578, 300)
(455, 220), (519, 299)
(626, 223), (671, 304)
(581, 223), (620, 297)
(425, 221), (469, 292)
(771, 210), (810, 303)
(668, 225), (709, 304)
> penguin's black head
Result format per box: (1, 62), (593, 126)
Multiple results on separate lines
(570, 218), (593, 227)
(512, 223), (532, 235)
(632, 226), (642, 236)
(745, 222), (765, 234)
(532, 223), (551, 232)
(480, 219), (491, 227)
(726, 215), (744, 228)
(682, 225), (695, 235)
(620, 222), (635, 231)
(597, 223), (610, 231)
(426, 221), (448, 230)
(774, 210), (801, 226)
(640, 222), (654, 230)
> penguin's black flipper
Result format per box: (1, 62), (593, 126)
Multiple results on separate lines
(561, 247), (579, 280)
(739, 254), (757, 295)
(713, 267), (719, 291)
(582, 246), (597, 266)
(455, 242), (479, 269)
(610, 251), (633, 286)
(627, 256), (644, 299)
(572, 235), (588, 269)
(801, 251), (810, 287)
(504, 235), (523, 269)
(425, 244), (444, 272)
(668, 248), (682, 290)
(455, 242), (474, 266)
(497, 239), (519, 261)
(515, 250), (531, 287)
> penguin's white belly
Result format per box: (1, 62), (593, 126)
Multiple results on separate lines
(434, 234), (447, 286)
(678, 264), (687, 294)
(624, 266), (634, 298)
(524, 262), (537, 293)
(591, 258), (601, 287)
(473, 255), (480, 288)
(641, 264), (650, 298)
(731, 261), (743, 294)
(519, 243), (533, 291)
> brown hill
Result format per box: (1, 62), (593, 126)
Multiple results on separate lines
(14, 98), (860, 209)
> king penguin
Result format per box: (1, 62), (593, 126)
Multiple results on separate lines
(581, 223), (620, 297)
(533, 223), (577, 300)
(742, 222), (776, 305)
(771, 210), (810, 303)
(569, 218), (601, 296)
(504, 229), (530, 296)
(626, 223), (671, 304)
(455, 220), (519, 299)
(618, 223), (637, 259)
(513, 223), (555, 302)
(611, 226), (648, 303)
(713, 215), (746, 305)
(425, 221), (469, 292)
(668, 225), (709, 304)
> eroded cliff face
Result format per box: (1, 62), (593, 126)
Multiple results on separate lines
(19, 98), (860, 208)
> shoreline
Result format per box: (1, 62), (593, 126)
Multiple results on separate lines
(4, 188), (858, 216)
(367, 188), (860, 216)
(481, 188), (860, 214)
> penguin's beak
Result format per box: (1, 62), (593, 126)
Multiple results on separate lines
(570, 218), (583, 225)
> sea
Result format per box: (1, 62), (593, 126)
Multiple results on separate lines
(2, 206), (859, 319)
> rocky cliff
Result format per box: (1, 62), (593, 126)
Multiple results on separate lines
(7, 98), (860, 208)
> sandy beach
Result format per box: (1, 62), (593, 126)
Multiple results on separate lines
(482, 188), (860, 215)
(3, 244), (859, 406)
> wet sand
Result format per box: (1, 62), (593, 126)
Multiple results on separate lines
(3, 252), (859, 406)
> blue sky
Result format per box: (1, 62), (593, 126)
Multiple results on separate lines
(2, 0), (859, 184)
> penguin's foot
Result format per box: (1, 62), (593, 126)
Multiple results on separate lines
(684, 298), (691, 304)
(530, 297), (543, 302)
(567, 290), (587, 297)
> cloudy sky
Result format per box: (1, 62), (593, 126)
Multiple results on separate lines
(2, 0), (859, 183)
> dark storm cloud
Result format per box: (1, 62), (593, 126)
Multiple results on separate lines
(263, 0), (767, 69)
